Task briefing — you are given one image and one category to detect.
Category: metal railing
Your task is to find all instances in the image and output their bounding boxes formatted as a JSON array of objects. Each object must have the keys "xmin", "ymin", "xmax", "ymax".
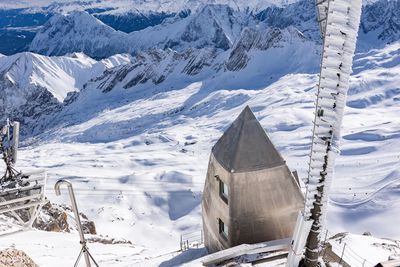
[
  {"xmin": 0, "ymin": 170, "xmax": 48, "ymax": 235},
  {"xmin": 321, "ymin": 230, "xmax": 375, "ymax": 267},
  {"xmin": 180, "ymin": 230, "xmax": 203, "ymax": 251},
  {"xmin": 55, "ymin": 179, "xmax": 99, "ymax": 267}
]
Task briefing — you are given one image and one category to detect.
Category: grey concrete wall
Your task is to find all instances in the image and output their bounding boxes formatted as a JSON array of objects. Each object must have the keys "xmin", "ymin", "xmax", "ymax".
[
  {"xmin": 202, "ymin": 153, "xmax": 304, "ymax": 253},
  {"xmin": 202, "ymin": 153, "xmax": 231, "ymax": 253},
  {"xmin": 230, "ymin": 164, "xmax": 304, "ymax": 246}
]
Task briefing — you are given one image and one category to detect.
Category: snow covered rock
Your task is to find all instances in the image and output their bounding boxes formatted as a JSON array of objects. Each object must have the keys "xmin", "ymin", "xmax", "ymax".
[
  {"xmin": 255, "ymin": 0, "xmax": 321, "ymax": 41},
  {"xmin": 176, "ymin": 4, "xmax": 244, "ymax": 50},
  {"xmin": 226, "ymin": 26, "xmax": 310, "ymax": 71},
  {"xmin": 86, "ymin": 235, "xmax": 132, "ymax": 245},
  {"xmin": 0, "ymin": 249, "xmax": 38, "ymax": 267},
  {"xmin": 29, "ymin": 5, "xmax": 249, "ymax": 58},
  {"xmin": 33, "ymin": 202, "xmax": 97, "ymax": 235},
  {"xmin": 0, "ymin": 51, "xmax": 126, "ymax": 134},
  {"xmin": 359, "ymin": 0, "xmax": 400, "ymax": 50}
]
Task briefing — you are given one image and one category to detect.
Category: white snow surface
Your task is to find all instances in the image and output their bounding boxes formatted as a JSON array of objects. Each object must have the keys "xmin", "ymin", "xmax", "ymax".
[
  {"xmin": 328, "ymin": 233, "xmax": 400, "ymax": 266},
  {"xmin": 0, "ymin": 52, "xmax": 100, "ymax": 102},
  {"xmin": 0, "ymin": 0, "xmax": 399, "ymax": 261},
  {"xmin": 0, "ymin": 40, "xmax": 398, "ymax": 266}
]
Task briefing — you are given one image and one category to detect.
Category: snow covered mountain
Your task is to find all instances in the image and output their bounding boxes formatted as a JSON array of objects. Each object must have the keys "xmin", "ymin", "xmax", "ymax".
[
  {"xmin": 0, "ymin": 42, "xmax": 398, "ymax": 266},
  {"xmin": 29, "ymin": 12, "xmax": 129, "ymax": 59},
  {"xmin": 0, "ymin": 52, "xmax": 131, "ymax": 131},
  {"xmin": 358, "ymin": 0, "xmax": 400, "ymax": 50},
  {"xmin": 0, "ymin": 27, "xmax": 318, "ymax": 136},
  {"xmin": 0, "ymin": 0, "xmax": 400, "ymax": 266},
  {"xmin": 3, "ymin": 24, "xmax": 318, "ymax": 134},
  {"xmin": 28, "ymin": 0, "xmax": 400, "ymax": 59},
  {"xmin": 29, "ymin": 5, "xmax": 252, "ymax": 58},
  {"xmin": 0, "ymin": 0, "xmax": 298, "ymax": 12}
]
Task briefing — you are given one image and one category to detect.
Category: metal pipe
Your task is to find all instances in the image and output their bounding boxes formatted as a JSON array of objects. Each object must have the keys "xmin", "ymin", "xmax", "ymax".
[
  {"xmin": 55, "ymin": 179, "xmax": 91, "ymax": 267},
  {"xmin": 339, "ymin": 243, "xmax": 346, "ymax": 265}
]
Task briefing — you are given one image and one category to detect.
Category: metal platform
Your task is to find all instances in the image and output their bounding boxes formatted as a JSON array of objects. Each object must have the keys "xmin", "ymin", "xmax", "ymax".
[{"xmin": 0, "ymin": 170, "xmax": 48, "ymax": 235}]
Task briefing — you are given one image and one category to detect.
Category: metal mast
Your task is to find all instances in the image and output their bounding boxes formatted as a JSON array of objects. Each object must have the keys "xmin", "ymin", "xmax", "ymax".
[
  {"xmin": 0, "ymin": 120, "xmax": 48, "ymax": 234},
  {"xmin": 302, "ymin": 0, "xmax": 362, "ymax": 266}
]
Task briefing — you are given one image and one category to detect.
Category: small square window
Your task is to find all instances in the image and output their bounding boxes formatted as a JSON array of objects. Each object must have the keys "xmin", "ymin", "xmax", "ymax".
[
  {"xmin": 219, "ymin": 218, "xmax": 228, "ymax": 239},
  {"xmin": 219, "ymin": 179, "xmax": 229, "ymax": 204}
]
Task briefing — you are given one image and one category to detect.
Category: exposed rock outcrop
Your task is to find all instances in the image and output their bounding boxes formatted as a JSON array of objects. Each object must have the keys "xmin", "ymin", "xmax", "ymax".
[
  {"xmin": 33, "ymin": 202, "xmax": 97, "ymax": 235},
  {"xmin": 0, "ymin": 249, "xmax": 38, "ymax": 267}
]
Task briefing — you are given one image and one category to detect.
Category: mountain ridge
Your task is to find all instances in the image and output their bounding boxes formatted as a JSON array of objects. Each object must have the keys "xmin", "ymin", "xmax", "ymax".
[{"xmin": 28, "ymin": 0, "xmax": 400, "ymax": 59}]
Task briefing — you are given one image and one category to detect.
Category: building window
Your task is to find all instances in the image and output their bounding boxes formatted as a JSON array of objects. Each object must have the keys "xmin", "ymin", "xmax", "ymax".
[
  {"xmin": 219, "ymin": 179, "xmax": 229, "ymax": 204},
  {"xmin": 219, "ymin": 218, "xmax": 228, "ymax": 239}
]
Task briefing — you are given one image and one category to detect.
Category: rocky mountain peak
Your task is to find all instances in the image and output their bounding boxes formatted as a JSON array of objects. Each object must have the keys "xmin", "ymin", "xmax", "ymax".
[
  {"xmin": 30, "ymin": 11, "xmax": 129, "ymax": 58},
  {"xmin": 361, "ymin": 0, "xmax": 400, "ymax": 44}
]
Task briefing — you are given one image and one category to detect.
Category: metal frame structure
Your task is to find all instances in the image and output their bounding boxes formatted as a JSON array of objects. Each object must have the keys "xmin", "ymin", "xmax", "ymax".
[
  {"xmin": 316, "ymin": 0, "xmax": 329, "ymax": 37},
  {"xmin": 1, "ymin": 120, "xmax": 48, "ymax": 234},
  {"xmin": 0, "ymin": 170, "xmax": 48, "ymax": 235}
]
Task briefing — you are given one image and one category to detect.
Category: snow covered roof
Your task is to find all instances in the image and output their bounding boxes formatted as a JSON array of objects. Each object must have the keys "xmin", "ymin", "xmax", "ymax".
[{"xmin": 212, "ymin": 106, "xmax": 285, "ymax": 173}]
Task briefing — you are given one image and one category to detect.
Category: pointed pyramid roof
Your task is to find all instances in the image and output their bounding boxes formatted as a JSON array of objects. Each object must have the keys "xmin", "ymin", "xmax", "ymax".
[{"xmin": 212, "ymin": 106, "xmax": 285, "ymax": 173}]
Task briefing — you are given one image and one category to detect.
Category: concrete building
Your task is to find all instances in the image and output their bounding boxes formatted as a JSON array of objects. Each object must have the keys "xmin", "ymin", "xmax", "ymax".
[{"xmin": 202, "ymin": 106, "xmax": 304, "ymax": 253}]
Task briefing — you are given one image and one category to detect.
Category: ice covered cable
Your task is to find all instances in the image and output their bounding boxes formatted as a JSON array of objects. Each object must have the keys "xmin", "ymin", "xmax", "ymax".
[{"xmin": 303, "ymin": 0, "xmax": 362, "ymax": 266}]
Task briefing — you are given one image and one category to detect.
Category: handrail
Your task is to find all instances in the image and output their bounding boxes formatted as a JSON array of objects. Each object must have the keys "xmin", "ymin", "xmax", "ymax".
[{"xmin": 55, "ymin": 179, "xmax": 98, "ymax": 267}]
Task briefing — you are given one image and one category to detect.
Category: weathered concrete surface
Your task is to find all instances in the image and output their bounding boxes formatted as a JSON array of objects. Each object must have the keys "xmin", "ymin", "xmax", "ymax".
[
  {"xmin": 203, "ymin": 153, "xmax": 233, "ymax": 252},
  {"xmin": 230, "ymin": 164, "xmax": 304, "ymax": 246},
  {"xmin": 202, "ymin": 106, "xmax": 304, "ymax": 253},
  {"xmin": 212, "ymin": 106, "xmax": 285, "ymax": 173}
]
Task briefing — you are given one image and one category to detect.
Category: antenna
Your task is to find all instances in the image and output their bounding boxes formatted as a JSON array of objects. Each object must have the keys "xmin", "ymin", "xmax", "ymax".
[
  {"xmin": 1, "ymin": 119, "xmax": 21, "ymax": 182},
  {"xmin": 10, "ymin": 121, "xmax": 20, "ymax": 165},
  {"xmin": 0, "ymin": 120, "xmax": 48, "ymax": 235}
]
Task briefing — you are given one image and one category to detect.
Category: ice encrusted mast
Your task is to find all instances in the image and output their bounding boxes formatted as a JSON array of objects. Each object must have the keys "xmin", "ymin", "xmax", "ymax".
[{"xmin": 291, "ymin": 0, "xmax": 363, "ymax": 266}]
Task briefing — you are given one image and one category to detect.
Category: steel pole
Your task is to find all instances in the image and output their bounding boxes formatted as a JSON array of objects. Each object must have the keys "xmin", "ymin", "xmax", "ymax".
[{"xmin": 55, "ymin": 179, "xmax": 91, "ymax": 267}]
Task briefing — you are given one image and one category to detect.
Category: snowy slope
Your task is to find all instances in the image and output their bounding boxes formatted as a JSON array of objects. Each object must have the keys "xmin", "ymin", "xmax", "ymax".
[
  {"xmin": 0, "ymin": 52, "xmax": 131, "ymax": 129},
  {"xmin": 0, "ymin": 42, "xmax": 398, "ymax": 266},
  {"xmin": 0, "ymin": 1, "xmax": 399, "ymax": 266},
  {"xmin": 0, "ymin": 21, "xmax": 319, "ymax": 133},
  {"xmin": 0, "ymin": 52, "xmax": 92, "ymax": 128},
  {"xmin": 0, "ymin": 52, "xmax": 95, "ymax": 101},
  {"xmin": 92, "ymin": 26, "xmax": 317, "ymax": 94}
]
